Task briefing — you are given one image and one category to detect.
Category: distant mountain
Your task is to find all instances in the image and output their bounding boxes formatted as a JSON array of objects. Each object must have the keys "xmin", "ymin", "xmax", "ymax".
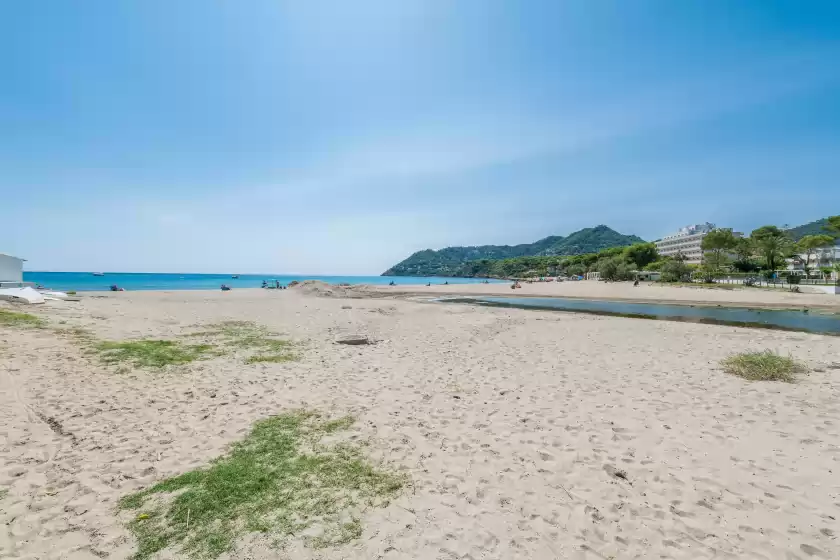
[
  {"xmin": 785, "ymin": 218, "xmax": 831, "ymax": 241},
  {"xmin": 382, "ymin": 225, "xmax": 645, "ymax": 276}
]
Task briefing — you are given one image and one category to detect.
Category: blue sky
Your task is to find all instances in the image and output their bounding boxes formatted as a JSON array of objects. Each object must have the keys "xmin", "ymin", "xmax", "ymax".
[{"xmin": 2, "ymin": 1, "xmax": 839, "ymax": 274}]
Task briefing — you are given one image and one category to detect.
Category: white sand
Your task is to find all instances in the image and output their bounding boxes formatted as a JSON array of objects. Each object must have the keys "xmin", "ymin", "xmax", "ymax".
[{"xmin": 1, "ymin": 288, "xmax": 839, "ymax": 559}]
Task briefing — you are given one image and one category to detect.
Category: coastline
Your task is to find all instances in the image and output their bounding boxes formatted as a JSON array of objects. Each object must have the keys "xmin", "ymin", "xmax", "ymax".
[
  {"xmin": 73, "ymin": 280, "xmax": 840, "ymax": 312},
  {"xmin": 359, "ymin": 280, "xmax": 840, "ymax": 311}
]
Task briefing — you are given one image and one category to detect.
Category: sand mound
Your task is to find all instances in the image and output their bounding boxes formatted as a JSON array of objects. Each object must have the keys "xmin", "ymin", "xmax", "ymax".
[
  {"xmin": 290, "ymin": 280, "xmax": 339, "ymax": 297},
  {"xmin": 289, "ymin": 280, "xmax": 374, "ymax": 298}
]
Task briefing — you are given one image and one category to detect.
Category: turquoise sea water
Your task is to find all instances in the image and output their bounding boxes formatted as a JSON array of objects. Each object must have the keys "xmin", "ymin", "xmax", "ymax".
[{"xmin": 22, "ymin": 272, "xmax": 499, "ymax": 292}]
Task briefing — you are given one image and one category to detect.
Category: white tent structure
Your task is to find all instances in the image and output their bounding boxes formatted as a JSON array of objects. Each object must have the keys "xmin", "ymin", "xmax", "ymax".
[{"xmin": 0, "ymin": 253, "xmax": 25, "ymax": 283}]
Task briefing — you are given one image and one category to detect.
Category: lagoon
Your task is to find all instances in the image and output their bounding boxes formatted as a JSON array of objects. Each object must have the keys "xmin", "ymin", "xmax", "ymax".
[{"xmin": 443, "ymin": 296, "xmax": 840, "ymax": 335}]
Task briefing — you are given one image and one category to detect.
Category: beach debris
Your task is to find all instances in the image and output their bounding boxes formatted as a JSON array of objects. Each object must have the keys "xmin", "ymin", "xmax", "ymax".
[
  {"xmin": 585, "ymin": 505, "xmax": 604, "ymax": 522},
  {"xmin": 0, "ymin": 287, "xmax": 46, "ymax": 305},
  {"xmin": 36, "ymin": 411, "xmax": 77, "ymax": 443},
  {"xmin": 335, "ymin": 334, "xmax": 374, "ymax": 345},
  {"xmin": 341, "ymin": 305, "xmax": 352, "ymax": 309},
  {"xmin": 603, "ymin": 464, "xmax": 629, "ymax": 481}
]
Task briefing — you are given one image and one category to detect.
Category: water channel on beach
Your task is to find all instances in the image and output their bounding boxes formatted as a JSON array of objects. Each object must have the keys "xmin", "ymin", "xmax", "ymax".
[{"xmin": 440, "ymin": 296, "xmax": 840, "ymax": 335}]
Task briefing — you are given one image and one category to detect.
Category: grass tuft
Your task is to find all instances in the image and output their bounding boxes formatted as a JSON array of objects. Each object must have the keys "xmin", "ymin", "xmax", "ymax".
[
  {"xmin": 120, "ymin": 411, "xmax": 405, "ymax": 559},
  {"xmin": 244, "ymin": 353, "xmax": 298, "ymax": 364},
  {"xmin": 720, "ymin": 351, "xmax": 807, "ymax": 382},
  {"xmin": 56, "ymin": 326, "xmax": 95, "ymax": 340},
  {"xmin": 0, "ymin": 309, "xmax": 45, "ymax": 328},
  {"xmin": 95, "ymin": 340, "xmax": 216, "ymax": 368},
  {"xmin": 188, "ymin": 321, "xmax": 298, "ymax": 364}
]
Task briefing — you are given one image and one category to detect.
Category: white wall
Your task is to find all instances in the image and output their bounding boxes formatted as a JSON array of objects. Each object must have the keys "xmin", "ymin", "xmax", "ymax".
[{"xmin": 0, "ymin": 254, "xmax": 24, "ymax": 282}]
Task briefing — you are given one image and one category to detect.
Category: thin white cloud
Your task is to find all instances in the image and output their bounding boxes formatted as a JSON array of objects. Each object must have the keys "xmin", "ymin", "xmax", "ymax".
[{"xmin": 247, "ymin": 46, "xmax": 840, "ymax": 203}]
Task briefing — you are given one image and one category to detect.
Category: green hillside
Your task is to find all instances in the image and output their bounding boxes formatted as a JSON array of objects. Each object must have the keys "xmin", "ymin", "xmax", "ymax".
[
  {"xmin": 785, "ymin": 218, "xmax": 830, "ymax": 241},
  {"xmin": 382, "ymin": 225, "xmax": 644, "ymax": 276}
]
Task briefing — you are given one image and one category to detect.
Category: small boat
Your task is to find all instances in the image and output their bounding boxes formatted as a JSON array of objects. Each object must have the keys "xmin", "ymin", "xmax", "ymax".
[
  {"xmin": 0, "ymin": 287, "xmax": 46, "ymax": 304},
  {"xmin": 231, "ymin": 275, "xmax": 239, "ymax": 279},
  {"xmin": 92, "ymin": 272, "xmax": 105, "ymax": 277}
]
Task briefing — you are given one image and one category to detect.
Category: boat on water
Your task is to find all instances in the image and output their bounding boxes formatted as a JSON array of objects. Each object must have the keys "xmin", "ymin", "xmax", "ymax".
[
  {"xmin": 231, "ymin": 275, "xmax": 239, "ymax": 279},
  {"xmin": 92, "ymin": 272, "xmax": 105, "ymax": 276}
]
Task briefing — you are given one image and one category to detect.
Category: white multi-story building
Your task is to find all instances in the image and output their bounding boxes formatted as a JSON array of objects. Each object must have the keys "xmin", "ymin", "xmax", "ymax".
[
  {"xmin": 787, "ymin": 242, "xmax": 839, "ymax": 278},
  {"xmin": 654, "ymin": 223, "xmax": 724, "ymax": 265},
  {"xmin": 654, "ymin": 223, "xmax": 744, "ymax": 265}
]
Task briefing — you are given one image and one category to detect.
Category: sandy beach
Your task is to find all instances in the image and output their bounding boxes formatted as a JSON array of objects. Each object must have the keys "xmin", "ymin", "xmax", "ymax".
[{"xmin": 2, "ymin": 286, "xmax": 839, "ymax": 559}]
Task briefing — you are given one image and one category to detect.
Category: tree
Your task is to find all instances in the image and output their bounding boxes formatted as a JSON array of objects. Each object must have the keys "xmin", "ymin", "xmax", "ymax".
[
  {"xmin": 661, "ymin": 259, "xmax": 691, "ymax": 282},
  {"xmin": 695, "ymin": 264, "xmax": 721, "ymax": 283},
  {"xmin": 566, "ymin": 264, "xmax": 585, "ymax": 277},
  {"xmin": 643, "ymin": 257, "xmax": 672, "ymax": 271},
  {"xmin": 701, "ymin": 228, "xmax": 738, "ymax": 271},
  {"xmin": 733, "ymin": 237, "xmax": 753, "ymax": 262},
  {"xmin": 750, "ymin": 226, "xmax": 793, "ymax": 272},
  {"xmin": 623, "ymin": 242, "xmax": 658, "ymax": 270},
  {"xmin": 824, "ymin": 215, "xmax": 840, "ymax": 236},
  {"xmin": 731, "ymin": 237, "xmax": 759, "ymax": 272},
  {"xmin": 796, "ymin": 234, "xmax": 835, "ymax": 277},
  {"xmin": 597, "ymin": 256, "xmax": 634, "ymax": 281}
]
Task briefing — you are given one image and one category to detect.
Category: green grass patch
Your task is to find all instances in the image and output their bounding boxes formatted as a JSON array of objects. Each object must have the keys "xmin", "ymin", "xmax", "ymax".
[
  {"xmin": 0, "ymin": 308, "xmax": 44, "ymax": 328},
  {"xmin": 119, "ymin": 411, "xmax": 405, "ymax": 559},
  {"xmin": 720, "ymin": 351, "xmax": 807, "ymax": 382},
  {"xmin": 188, "ymin": 321, "xmax": 298, "ymax": 364},
  {"xmin": 96, "ymin": 340, "xmax": 216, "ymax": 368}
]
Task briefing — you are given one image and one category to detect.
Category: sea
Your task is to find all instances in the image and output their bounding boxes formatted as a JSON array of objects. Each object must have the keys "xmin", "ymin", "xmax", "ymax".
[{"xmin": 22, "ymin": 272, "xmax": 500, "ymax": 292}]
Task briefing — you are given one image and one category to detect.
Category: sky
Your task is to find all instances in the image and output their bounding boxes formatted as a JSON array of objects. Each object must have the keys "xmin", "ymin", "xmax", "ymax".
[{"xmin": 1, "ymin": 1, "xmax": 839, "ymax": 274}]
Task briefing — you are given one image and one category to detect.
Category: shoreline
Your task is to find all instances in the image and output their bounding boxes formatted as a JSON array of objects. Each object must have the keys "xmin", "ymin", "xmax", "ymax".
[
  {"xmin": 70, "ymin": 281, "xmax": 840, "ymax": 312},
  {"xmin": 360, "ymin": 281, "xmax": 840, "ymax": 312}
]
